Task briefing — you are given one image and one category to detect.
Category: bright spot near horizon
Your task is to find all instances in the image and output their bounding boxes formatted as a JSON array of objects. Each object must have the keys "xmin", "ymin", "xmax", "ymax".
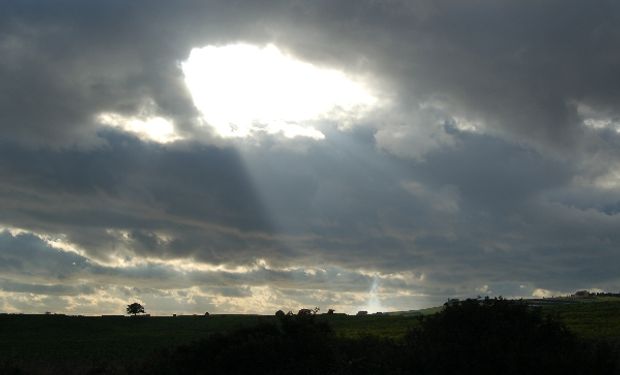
[
  {"xmin": 181, "ymin": 43, "xmax": 378, "ymax": 140},
  {"xmin": 97, "ymin": 112, "xmax": 181, "ymax": 144},
  {"xmin": 365, "ymin": 276, "xmax": 384, "ymax": 313}
]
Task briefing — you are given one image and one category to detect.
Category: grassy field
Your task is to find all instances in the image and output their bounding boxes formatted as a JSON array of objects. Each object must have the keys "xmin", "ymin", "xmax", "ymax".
[
  {"xmin": 541, "ymin": 299, "xmax": 620, "ymax": 340},
  {"xmin": 1, "ymin": 296, "xmax": 618, "ymax": 368},
  {"xmin": 0, "ymin": 313, "xmax": 421, "ymax": 366},
  {"xmin": 0, "ymin": 314, "xmax": 272, "ymax": 364}
]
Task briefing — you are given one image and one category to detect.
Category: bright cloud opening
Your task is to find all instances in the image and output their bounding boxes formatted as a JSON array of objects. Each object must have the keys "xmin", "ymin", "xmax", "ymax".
[
  {"xmin": 181, "ymin": 43, "xmax": 378, "ymax": 140},
  {"xmin": 96, "ymin": 112, "xmax": 181, "ymax": 144}
]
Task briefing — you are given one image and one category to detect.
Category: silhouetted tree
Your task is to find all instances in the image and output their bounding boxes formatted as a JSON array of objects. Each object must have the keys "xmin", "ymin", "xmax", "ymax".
[
  {"xmin": 126, "ymin": 302, "xmax": 145, "ymax": 316},
  {"xmin": 275, "ymin": 310, "xmax": 285, "ymax": 318}
]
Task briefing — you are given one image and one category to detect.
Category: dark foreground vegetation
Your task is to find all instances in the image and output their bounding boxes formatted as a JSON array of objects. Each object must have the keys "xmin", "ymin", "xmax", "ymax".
[{"xmin": 1, "ymin": 298, "xmax": 618, "ymax": 374}]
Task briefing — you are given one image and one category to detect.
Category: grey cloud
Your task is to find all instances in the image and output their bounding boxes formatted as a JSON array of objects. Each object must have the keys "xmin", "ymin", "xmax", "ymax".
[
  {"xmin": 2, "ymin": 0, "xmax": 620, "ymax": 153},
  {"xmin": 0, "ymin": 229, "xmax": 430, "ymax": 313},
  {"xmin": 0, "ymin": 0, "xmax": 299, "ymax": 147},
  {"xmin": 2, "ymin": 128, "xmax": 620, "ymax": 297},
  {"xmin": 0, "ymin": 133, "xmax": 274, "ymax": 261},
  {"xmin": 261, "ymin": 0, "xmax": 620, "ymax": 156},
  {"xmin": 1, "ymin": 0, "xmax": 620, "ymax": 313},
  {"xmin": 0, "ymin": 231, "xmax": 89, "ymax": 280},
  {"xmin": 0, "ymin": 279, "xmax": 95, "ymax": 296}
]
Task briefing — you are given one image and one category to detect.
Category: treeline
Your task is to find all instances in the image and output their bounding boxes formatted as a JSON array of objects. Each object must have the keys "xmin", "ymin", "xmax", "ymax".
[
  {"xmin": 141, "ymin": 298, "xmax": 617, "ymax": 375},
  {"xmin": 592, "ymin": 292, "xmax": 620, "ymax": 297}
]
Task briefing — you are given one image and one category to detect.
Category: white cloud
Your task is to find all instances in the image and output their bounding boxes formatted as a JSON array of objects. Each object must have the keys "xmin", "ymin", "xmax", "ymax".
[
  {"xmin": 532, "ymin": 288, "xmax": 559, "ymax": 298},
  {"xmin": 577, "ymin": 102, "xmax": 620, "ymax": 132},
  {"xmin": 476, "ymin": 284, "xmax": 490, "ymax": 294},
  {"xmin": 96, "ymin": 112, "xmax": 181, "ymax": 144}
]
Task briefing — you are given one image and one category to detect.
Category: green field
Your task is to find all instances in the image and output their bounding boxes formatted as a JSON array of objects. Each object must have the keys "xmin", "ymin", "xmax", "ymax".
[
  {"xmin": 0, "ymin": 314, "xmax": 420, "ymax": 366},
  {"xmin": 540, "ymin": 299, "xmax": 620, "ymax": 340},
  {"xmin": 1, "ymin": 297, "xmax": 618, "ymax": 369},
  {"xmin": 0, "ymin": 314, "xmax": 272, "ymax": 364}
]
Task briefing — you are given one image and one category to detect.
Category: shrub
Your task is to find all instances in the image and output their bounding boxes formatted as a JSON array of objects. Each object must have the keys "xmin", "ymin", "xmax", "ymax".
[{"xmin": 403, "ymin": 297, "xmax": 615, "ymax": 375}]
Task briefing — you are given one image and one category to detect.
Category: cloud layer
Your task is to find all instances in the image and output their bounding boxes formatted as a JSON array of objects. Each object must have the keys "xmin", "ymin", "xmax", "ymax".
[{"xmin": 1, "ymin": 0, "xmax": 620, "ymax": 314}]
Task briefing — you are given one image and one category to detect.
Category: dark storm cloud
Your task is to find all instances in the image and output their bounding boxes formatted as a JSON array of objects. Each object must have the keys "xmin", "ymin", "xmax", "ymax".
[
  {"xmin": 0, "ymin": 230, "xmax": 89, "ymax": 279},
  {"xmin": 285, "ymin": 0, "xmax": 620, "ymax": 151},
  {"xmin": 1, "ymin": 0, "xmax": 619, "ymax": 164},
  {"xmin": 0, "ymin": 132, "xmax": 277, "ymax": 263},
  {"xmin": 3, "ymin": 128, "xmax": 618, "ymax": 295},
  {"xmin": 0, "ymin": 230, "xmax": 414, "ymax": 300},
  {"xmin": 1, "ymin": 0, "xmax": 620, "ymax": 312},
  {"xmin": 1, "ymin": 1, "xmax": 217, "ymax": 146},
  {"xmin": 2, "ymin": 0, "xmax": 620, "ymax": 150}
]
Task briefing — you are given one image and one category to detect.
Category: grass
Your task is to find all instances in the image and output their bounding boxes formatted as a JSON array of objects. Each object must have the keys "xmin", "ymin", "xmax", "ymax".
[
  {"xmin": 1, "ymin": 296, "xmax": 618, "ymax": 367},
  {"xmin": 0, "ymin": 314, "xmax": 271, "ymax": 366},
  {"xmin": 319, "ymin": 314, "xmax": 420, "ymax": 339},
  {"xmin": 542, "ymin": 299, "xmax": 620, "ymax": 340},
  {"xmin": 0, "ymin": 313, "xmax": 421, "ymax": 366}
]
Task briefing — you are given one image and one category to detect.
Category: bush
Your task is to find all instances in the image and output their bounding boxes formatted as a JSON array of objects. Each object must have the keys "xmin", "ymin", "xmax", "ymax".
[
  {"xmin": 403, "ymin": 297, "xmax": 615, "ymax": 375},
  {"xmin": 144, "ymin": 315, "xmax": 340, "ymax": 375}
]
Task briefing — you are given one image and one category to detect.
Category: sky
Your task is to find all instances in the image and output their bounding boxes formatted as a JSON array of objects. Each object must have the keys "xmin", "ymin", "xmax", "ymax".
[{"xmin": 1, "ymin": 0, "xmax": 620, "ymax": 315}]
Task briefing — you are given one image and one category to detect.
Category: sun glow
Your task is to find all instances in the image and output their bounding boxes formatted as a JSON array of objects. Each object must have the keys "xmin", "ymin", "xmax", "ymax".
[{"xmin": 181, "ymin": 43, "xmax": 378, "ymax": 140}]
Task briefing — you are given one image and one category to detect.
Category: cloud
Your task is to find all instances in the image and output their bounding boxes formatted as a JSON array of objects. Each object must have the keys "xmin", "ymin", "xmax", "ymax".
[
  {"xmin": 181, "ymin": 43, "xmax": 378, "ymax": 140},
  {"xmin": 3, "ymin": 1, "xmax": 620, "ymax": 156},
  {"xmin": 2, "ymin": 129, "xmax": 620, "ymax": 314},
  {"xmin": 1, "ymin": 0, "xmax": 620, "ymax": 313}
]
